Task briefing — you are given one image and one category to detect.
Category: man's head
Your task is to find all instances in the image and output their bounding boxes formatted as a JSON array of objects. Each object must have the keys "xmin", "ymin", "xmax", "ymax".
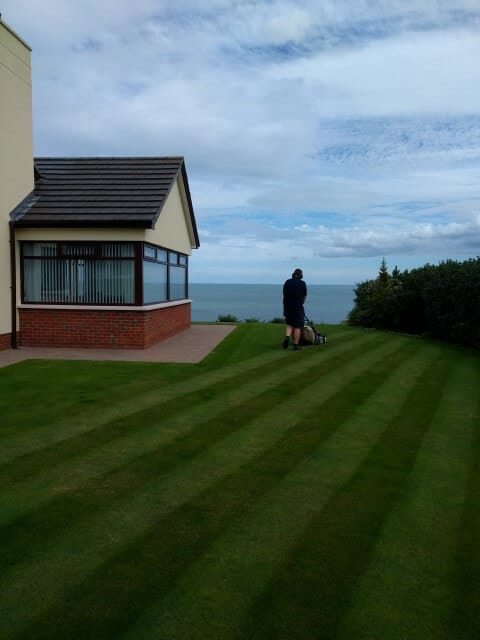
[{"xmin": 292, "ymin": 268, "xmax": 303, "ymax": 279}]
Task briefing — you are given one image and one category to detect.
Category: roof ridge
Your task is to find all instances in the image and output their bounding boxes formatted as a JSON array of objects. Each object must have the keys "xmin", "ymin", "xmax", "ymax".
[{"xmin": 34, "ymin": 156, "xmax": 185, "ymax": 161}]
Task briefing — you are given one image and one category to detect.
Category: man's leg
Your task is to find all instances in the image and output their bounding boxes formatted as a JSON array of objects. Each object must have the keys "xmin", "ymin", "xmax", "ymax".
[
  {"xmin": 283, "ymin": 324, "xmax": 293, "ymax": 349},
  {"xmin": 293, "ymin": 327, "xmax": 301, "ymax": 345}
]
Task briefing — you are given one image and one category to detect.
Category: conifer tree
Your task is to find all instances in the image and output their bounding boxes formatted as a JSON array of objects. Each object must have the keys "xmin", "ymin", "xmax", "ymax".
[{"xmin": 377, "ymin": 257, "xmax": 390, "ymax": 285}]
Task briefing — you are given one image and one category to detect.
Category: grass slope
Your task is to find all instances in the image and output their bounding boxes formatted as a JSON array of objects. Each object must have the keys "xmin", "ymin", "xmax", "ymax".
[{"xmin": 0, "ymin": 324, "xmax": 478, "ymax": 639}]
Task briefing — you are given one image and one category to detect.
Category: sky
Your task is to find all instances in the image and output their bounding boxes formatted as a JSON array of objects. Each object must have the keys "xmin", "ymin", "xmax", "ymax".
[{"xmin": 2, "ymin": 0, "xmax": 480, "ymax": 284}]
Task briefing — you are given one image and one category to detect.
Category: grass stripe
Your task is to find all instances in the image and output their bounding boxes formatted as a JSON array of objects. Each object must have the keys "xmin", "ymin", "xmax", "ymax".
[
  {"xmin": 0, "ymin": 329, "xmax": 356, "ymax": 467},
  {"xmin": 0, "ymin": 332, "xmax": 379, "ymax": 529},
  {"xmin": 122, "ymin": 344, "xmax": 441, "ymax": 640},
  {"xmin": 336, "ymin": 355, "xmax": 479, "ymax": 640},
  {"xmin": 240, "ymin": 347, "xmax": 452, "ymax": 639},
  {"xmin": 14, "ymin": 337, "xmax": 420, "ymax": 639},
  {"xmin": 451, "ymin": 354, "xmax": 480, "ymax": 639},
  {"xmin": 0, "ymin": 335, "xmax": 406, "ymax": 638}
]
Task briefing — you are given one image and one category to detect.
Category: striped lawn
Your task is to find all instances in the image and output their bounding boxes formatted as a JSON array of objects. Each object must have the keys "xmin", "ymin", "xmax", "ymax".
[{"xmin": 0, "ymin": 324, "xmax": 478, "ymax": 639}]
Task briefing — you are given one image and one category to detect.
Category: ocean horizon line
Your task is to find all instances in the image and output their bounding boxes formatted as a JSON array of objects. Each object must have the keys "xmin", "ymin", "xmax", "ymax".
[{"xmin": 190, "ymin": 282, "xmax": 355, "ymax": 287}]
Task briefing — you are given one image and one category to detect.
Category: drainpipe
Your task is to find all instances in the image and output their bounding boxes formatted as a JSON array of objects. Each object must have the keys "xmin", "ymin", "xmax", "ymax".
[{"xmin": 9, "ymin": 221, "xmax": 18, "ymax": 349}]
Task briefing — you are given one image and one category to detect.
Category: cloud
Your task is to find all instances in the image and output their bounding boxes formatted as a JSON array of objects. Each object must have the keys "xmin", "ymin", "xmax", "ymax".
[
  {"xmin": 265, "ymin": 6, "xmax": 313, "ymax": 44},
  {"xmin": 326, "ymin": 217, "xmax": 480, "ymax": 257}
]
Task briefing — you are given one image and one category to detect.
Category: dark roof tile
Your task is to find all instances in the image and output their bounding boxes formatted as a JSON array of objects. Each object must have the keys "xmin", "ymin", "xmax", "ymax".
[{"xmin": 13, "ymin": 157, "xmax": 200, "ymax": 247}]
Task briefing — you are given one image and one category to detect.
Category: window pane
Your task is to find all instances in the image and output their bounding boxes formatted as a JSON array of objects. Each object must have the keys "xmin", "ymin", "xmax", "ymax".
[
  {"xmin": 23, "ymin": 257, "xmax": 134, "ymax": 304},
  {"xmin": 157, "ymin": 249, "xmax": 167, "ymax": 262},
  {"xmin": 170, "ymin": 266, "xmax": 186, "ymax": 300},
  {"xmin": 102, "ymin": 243, "xmax": 135, "ymax": 257},
  {"xmin": 143, "ymin": 261, "xmax": 167, "ymax": 303},
  {"xmin": 84, "ymin": 260, "xmax": 135, "ymax": 303},
  {"xmin": 62, "ymin": 243, "xmax": 95, "ymax": 257},
  {"xmin": 179, "ymin": 255, "xmax": 187, "ymax": 266},
  {"xmin": 24, "ymin": 258, "xmax": 63, "ymax": 302},
  {"xmin": 143, "ymin": 245, "xmax": 156, "ymax": 260},
  {"xmin": 22, "ymin": 242, "xmax": 56, "ymax": 257},
  {"xmin": 168, "ymin": 251, "xmax": 178, "ymax": 265}
]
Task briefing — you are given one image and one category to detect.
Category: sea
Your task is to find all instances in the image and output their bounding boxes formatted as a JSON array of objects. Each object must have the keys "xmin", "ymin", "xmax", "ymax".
[{"xmin": 189, "ymin": 283, "xmax": 355, "ymax": 324}]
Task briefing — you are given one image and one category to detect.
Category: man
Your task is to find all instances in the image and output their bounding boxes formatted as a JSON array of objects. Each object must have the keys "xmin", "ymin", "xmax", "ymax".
[{"xmin": 282, "ymin": 268, "xmax": 307, "ymax": 351}]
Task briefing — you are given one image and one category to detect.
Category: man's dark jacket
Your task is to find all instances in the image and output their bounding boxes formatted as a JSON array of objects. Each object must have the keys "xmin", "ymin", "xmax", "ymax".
[{"xmin": 283, "ymin": 277, "xmax": 307, "ymax": 315}]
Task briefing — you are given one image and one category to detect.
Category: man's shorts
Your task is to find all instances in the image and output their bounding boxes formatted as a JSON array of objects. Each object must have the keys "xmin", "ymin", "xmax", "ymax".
[{"xmin": 285, "ymin": 311, "xmax": 304, "ymax": 329}]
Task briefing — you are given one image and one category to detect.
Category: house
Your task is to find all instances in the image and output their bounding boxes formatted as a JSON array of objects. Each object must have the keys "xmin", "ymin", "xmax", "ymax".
[{"xmin": 1, "ymin": 18, "xmax": 199, "ymax": 350}]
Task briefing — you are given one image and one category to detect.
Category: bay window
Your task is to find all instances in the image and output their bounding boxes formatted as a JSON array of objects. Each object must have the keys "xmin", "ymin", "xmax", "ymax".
[{"xmin": 21, "ymin": 241, "xmax": 188, "ymax": 305}]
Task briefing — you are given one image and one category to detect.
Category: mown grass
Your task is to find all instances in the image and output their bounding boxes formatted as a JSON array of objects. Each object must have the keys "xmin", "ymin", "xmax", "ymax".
[{"xmin": 0, "ymin": 323, "xmax": 479, "ymax": 639}]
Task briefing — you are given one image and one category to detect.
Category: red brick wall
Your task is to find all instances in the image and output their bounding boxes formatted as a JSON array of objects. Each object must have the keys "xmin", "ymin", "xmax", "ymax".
[
  {"xmin": 144, "ymin": 302, "xmax": 191, "ymax": 347},
  {"xmin": 18, "ymin": 303, "xmax": 191, "ymax": 349},
  {"xmin": 0, "ymin": 333, "xmax": 11, "ymax": 351}
]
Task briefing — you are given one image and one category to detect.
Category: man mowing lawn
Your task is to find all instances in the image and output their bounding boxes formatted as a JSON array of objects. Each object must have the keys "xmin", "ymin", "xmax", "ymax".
[{"xmin": 282, "ymin": 268, "xmax": 307, "ymax": 351}]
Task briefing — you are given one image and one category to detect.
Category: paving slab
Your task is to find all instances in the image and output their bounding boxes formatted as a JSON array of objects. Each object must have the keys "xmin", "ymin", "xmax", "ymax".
[{"xmin": 0, "ymin": 324, "xmax": 236, "ymax": 368}]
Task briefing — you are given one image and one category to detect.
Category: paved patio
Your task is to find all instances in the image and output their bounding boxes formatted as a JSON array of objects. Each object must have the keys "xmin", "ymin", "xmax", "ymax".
[{"xmin": 0, "ymin": 324, "xmax": 236, "ymax": 368}]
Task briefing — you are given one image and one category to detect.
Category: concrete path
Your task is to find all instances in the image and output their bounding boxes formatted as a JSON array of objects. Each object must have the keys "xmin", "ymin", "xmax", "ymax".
[{"xmin": 0, "ymin": 324, "xmax": 236, "ymax": 368}]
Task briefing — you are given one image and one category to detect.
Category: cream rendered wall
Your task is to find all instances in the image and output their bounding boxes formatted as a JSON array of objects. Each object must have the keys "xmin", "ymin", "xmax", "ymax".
[
  {"xmin": 0, "ymin": 20, "xmax": 33, "ymax": 336},
  {"xmin": 145, "ymin": 177, "xmax": 195, "ymax": 254},
  {"xmin": 16, "ymin": 228, "xmax": 147, "ymax": 242}
]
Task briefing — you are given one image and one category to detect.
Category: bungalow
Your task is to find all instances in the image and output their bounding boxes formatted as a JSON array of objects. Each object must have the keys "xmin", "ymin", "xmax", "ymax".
[{"xmin": 0, "ymin": 18, "xmax": 199, "ymax": 350}]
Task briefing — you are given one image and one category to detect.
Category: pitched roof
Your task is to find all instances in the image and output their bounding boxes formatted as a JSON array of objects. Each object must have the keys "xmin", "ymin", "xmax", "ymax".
[{"xmin": 12, "ymin": 157, "xmax": 200, "ymax": 247}]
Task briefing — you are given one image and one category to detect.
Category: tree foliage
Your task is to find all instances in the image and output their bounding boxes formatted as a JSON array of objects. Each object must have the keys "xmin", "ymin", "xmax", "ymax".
[{"xmin": 348, "ymin": 257, "xmax": 480, "ymax": 348}]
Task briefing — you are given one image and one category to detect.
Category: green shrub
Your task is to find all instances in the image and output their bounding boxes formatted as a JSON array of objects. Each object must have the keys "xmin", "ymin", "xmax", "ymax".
[
  {"xmin": 348, "ymin": 256, "xmax": 480, "ymax": 348},
  {"xmin": 244, "ymin": 317, "xmax": 262, "ymax": 323},
  {"xmin": 269, "ymin": 317, "xmax": 285, "ymax": 324},
  {"xmin": 217, "ymin": 314, "xmax": 238, "ymax": 323}
]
